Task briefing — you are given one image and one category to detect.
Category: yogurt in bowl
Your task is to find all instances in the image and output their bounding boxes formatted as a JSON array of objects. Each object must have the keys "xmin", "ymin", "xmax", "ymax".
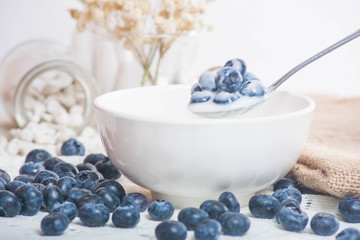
[{"xmin": 93, "ymin": 85, "xmax": 315, "ymax": 208}]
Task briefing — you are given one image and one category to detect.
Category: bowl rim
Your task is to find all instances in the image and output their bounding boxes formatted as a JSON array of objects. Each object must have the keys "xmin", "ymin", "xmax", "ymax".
[{"xmin": 93, "ymin": 85, "xmax": 315, "ymax": 125}]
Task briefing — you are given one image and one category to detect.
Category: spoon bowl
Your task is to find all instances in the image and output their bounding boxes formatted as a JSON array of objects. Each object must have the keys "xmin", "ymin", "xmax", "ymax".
[{"xmin": 189, "ymin": 28, "xmax": 360, "ymax": 117}]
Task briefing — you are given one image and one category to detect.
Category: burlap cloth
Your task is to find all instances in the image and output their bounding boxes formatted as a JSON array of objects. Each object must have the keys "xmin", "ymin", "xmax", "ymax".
[{"xmin": 290, "ymin": 94, "xmax": 360, "ymax": 198}]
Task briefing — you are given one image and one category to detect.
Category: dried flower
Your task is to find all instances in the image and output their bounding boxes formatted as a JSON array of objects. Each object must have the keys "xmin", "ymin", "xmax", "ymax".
[{"xmin": 70, "ymin": 0, "xmax": 208, "ymax": 85}]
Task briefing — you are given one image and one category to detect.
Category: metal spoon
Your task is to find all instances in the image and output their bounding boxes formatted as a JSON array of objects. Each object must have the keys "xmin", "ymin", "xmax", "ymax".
[{"xmin": 189, "ymin": 28, "xmax": 360, "ymax": 117}]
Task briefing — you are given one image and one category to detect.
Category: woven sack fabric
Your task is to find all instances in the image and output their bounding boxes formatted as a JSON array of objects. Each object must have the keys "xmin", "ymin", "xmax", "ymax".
[{"xmin": 291, "ymin": 95, "xmax": 360, "ymax": 198}]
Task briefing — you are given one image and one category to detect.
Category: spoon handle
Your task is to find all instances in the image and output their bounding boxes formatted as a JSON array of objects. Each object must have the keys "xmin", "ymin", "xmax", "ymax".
[{"xmin": 268, "ymin": 28, "xmax": 360, "ymax": 91}]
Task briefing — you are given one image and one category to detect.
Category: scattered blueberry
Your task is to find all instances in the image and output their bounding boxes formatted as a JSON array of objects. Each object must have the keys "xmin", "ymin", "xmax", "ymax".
[
  {"xmin": 277, "ymin": 206, "xmax": 308, "ymax": 232},
  {"xmin": 65, "ymin": 188, "xmax": 92, "ymax": 204},
  {"xmin": 194, "ymin": 218, "xmax": 222, "ymax": 240},
  {"xmin": 78, "ymin": 203, "xmax": 110, "ymax": 227},
  {"xmin": 216, "ymin": 67, "xmax": 243, "ymax": 93},
  {"xmin": 41, "ymin": 177, "xmax": 58, "ymax": 186},
  {"xmin": 56, "ymin": 176, "xmax": 78, "ymax": 196},
  {"xmin": 15, "ymin": 184, "xmax": 43, "ymax": 216},
  {"xmin": 310, "ymin": 212, "xmax": 339, "ymax": 236},
  {"xmin": 273, "ymin": 178, "xmax": 303, "ymax": 192},
  {"xmin": 199, "ymin": 71, "xmax": 217, "ymax": 91},
  {"xmin": 200, "ymin": 200, "xmax": 229, "ymax": 221},
  {"xmin": 76, "ymin": 163, "xmax": 97, "ymax": 172},
  {"xmin": 272, "ymin": 187, "xmax": 302, "ymax": 204},
  {"xmin": 190, "ymin": 91, "xmax": 212, "ymax": 103},
  {"xmin": 122, "ymin": 192, "xmax": 149, "ymax": 212},
  {"xmin": 96, "ymin": 180, "xmax": 125, "ymax": 201},
  {"xmin": 83, "ymin": 153, "xmax": 107, "ymax": 165},
  {"xmin": 95, "ymin": 187, "xmax": 121, "ymax": 212},
  {"xmin": 336, "ymin": 228, "xmax": 360, "ymax": 240},
  {"xmin": 95, "ymin": 157, "xmax": 121, "ymax": 180},
  {"xmin": 42, "ymin": 185, "xmax": 64, "ymax": 211},
  {"xmin": 249, "ymin": 195, "xmax": 280, "ymax": 219},
  {"xmin": 218, "ymin": 191, "xmax": 240, "ymax": 212},
  {"xmin": 112, "ymin": 205, "xmax": 140, "ymax": 228},
  {"xmin": 338, "ymin": 198, "xmax": 360, "ymax": 223},
  {"xmin": 5, "ymin": 180, "xmax": 27, "ymax": 193},
  {"xmin": 51, "ymin": 201, "xmax": 78, "ymax": 221},
  {"xmin": 191, "ymin": 82, "xmax": 203, "ymax": 94},
  {"xmin": 224, "ymin": 58, "xmax": 247, "ymax": 76},
  {"xmin": 0, "ymin": 182, "xmax": 4, "ymax": 191},
  {"xmin": 0, "ymin": 190, "xmax": 22, "ymax": 217},
  {"xmin": 25, "ymin": 149, "xmax": 51, "ymax": 164},
  {"xmin": 148, "ymin": 200, "xmax": 174, "ymax": 221},
  {"xmin": 0, "ymin": 169, "xmax": 11, "ymax": 183},
  {"xmin": 155, "ymin": 220, "xmax": 187, "ymax": 240},
  {"xmin": 53, "ymin": 162, "xmax": 78, "ymax": 176},
  {"xmin": 243, "ymin": 72, "xmax": 259, "ymax": 82},
  {"xmin": 14, "ymin": 174, "xmax": 34, "ymax": 183},
  {"xmin": 34, "ymin": 170, "xmax": 59, "ymax": 183},
  {"xmin": 31, "ymin": 183, "xmax": 46, "ymax": 193},
  {"xmin": 77, "ymin": 194, "xmax": 104, "ymax": 209},
  {"xmin": 43, "ymin": 157, "xmax": 64, "ymax": 171},
  {"xmin": 41, "ymin": 212, "xmax": 69, "ymax": 236},
  {"xmin": 177, "ymin": 207, "xmax": 209, "ymax": 230},
  {"xmin": 19, "ymin": 162, "xmax": 45, "ymax": 176},
  {"xmin": 75, "ymin": 170, "xmax": 100, "ymax": 189},
  {"xmin": 61, "ymin": 138, "xmax": 85, "ymax": 156},
  {"xmin": 219, "ymin": 212, "xmax": 250, "ymax": 236}
]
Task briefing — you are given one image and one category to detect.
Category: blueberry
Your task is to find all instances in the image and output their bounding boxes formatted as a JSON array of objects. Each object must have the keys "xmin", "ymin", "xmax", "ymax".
[
  {"xmin": 276, "ymin": 197, "xmax": 301, "ymax": 223},
  {"xmin": 41, "ymin": 212, "xmax": 69, "ymax": 236},
  {"xmin": 42, "ymin": 185, "xmax": 64, "ymax": 211},
  {"xmin": 31, "ymin": 183, "xmax": 46, "ymax": 193},
  {"xmin": 75, "ymin": 170, "xmax": 100, "ymax": 189},
  {"xmin": 25, "ymin": 149, "xmax": 51, "ymax": 164},
  {"xmin": 277, "ymin": 206, "xmax": 308, "ymax": 232},
  {"xmin": 51, "ymin": 201, "xmax": 78, "ymax": 221},
  {"xmin": 240, "ymin": 80, "xmax": 266, "ymax": 97},
  {"xmin": 55, "ymin": 171, "xmax": 75, "ymax": 179},
  {"xmin": 272, "ymin": 187, "xmax": 302, "ymax": 204},
  {"xmin": 56, "ymin": 176, "xmax": 78, "ymax": 196},
  {"xmin": 95, "ymin": 157, "xmax": 121, "ymax": 180},
  {"xmin": 15, "ymin": 184, "xmax": 43, "ymax": 216},
  {"xmin": 78, "ymin": 203, "xmax": 110, "ymax": 227},
  {"xmin": 194, "ymin": 218, "xmax": 222, "ymax": 240},
  {"xmin": 0, "ymin": 169, "xmax": 11, "ymax": 183},
  {"xmin": 41, "ymin": 177, "xmax": 58, "ymax": 186},
  {"xmin": 0, "ymin": 182, "xmax": 4, "ymax": 191},
  {"xmin": 310, "ymin": 212, "xmax": 339, "ymax": 236},
  {"xmin": 177, "ymin": 207, "xmax": 209, "ymax": 230},
  {"xmin": 219, "ymin": 212, "xmax": 250, "ymax": 236},
  {"xmin": 243, "ymin": 72, "xmax": 259, "ymax": 82},
  {"xmin": 224, "ymin": 58, "xmax": 247, "ymax": 76},
  {"xmin": 5, "ymin": 180, "xmax": 27, "ymax": 193},
  {"xmin": 249, "ymin": 195, "xmax": 280, "ymax": 219},
  {"xmin": 95, "ymin": 187, "xmax": 121, "ymax": 212},
  {"xmin": 34, "ymin": 170, "xmax": 59, "ymax": 183},
  {"xmin": 19, "ymin": 162, "xmax": 45, "ymax": 176},
  {"xmin": 53, "ymin": 162, "xmax": 78, "ymax": 176},
  {"xmin": 43, "ymin": 157, "xmax": 64, "ymax": 171},
  {"xmin": 122, "ymin": 192, "xmax": 149, "ymax": 212},
  {"xmin": 190, "ymin": 91, "xmax": 212, "ymax": 103},
  {"xmin": 218, "ymin": 192, "xmax": 240, "ymax": 212},
  {"xmin": 273, "ymin": 178, "xmax": 303, "ymax": 192},
  {"xmin": 148, "ymin": 200, "xmax": 174, "ymax": 221},
  {"xmin": 77, "ymin": 194, "xmax": 104, "ymax": 209},
  {"xmin": 213, "ymin": 91, "xmax": 239, "ymax": 104},
  {"xmin": 200, "ymin": 200, "xmax": 229, "ymax": 221},
  {"xmin": 83, "ymin": 153, "xmax": 107, "ymax": 165},
  {"xmin": 0, "ymin": 177, "xmax": 7, "ymax": 186},
  {"xmin": 155, "ymin": 220, "xmax": 187, "ymax": 240},
  {"xmin": 88, "ymin": 179, "xmax": 105, "ymax": 193},
  {"xmin": 96, "ymin": 180, "xmax": 125, "ymax": 201},
  {"xmin": 199, "ymin": 71, "xmax": 217, "ymax": 91},
  {"xmin": 14, "ymin": 174, "xmax": 34, "ymax": 183},
  {"xmin": 0, "ymin": 190, "xmax": 21, "ymax": 217},
  {"xmin": 61, "ymin": 138, "xmax": 85, "ymax": 156},
  {"xmin": 216, "ymin": 67, "xmax": 243, "ymax": 93},
  {"xmin": 65, "ymin": 188, "xmax": 92, "ymax": 204},
  {"xmin": 191, "ymin": 82, "xmax": 203, "ymax": 94},
  {"xmin": 338, "ymin": 198, "xmax": 360, "ymax": 223},
  {"xmin": 76, "ymin": 163, "xmax": 97, "ymax": 172},
  {"xmin": 112, "ymin": 205, "xmax": 140, "ymax": 228},
  {"xmin": 336, "ymin": 228, "xmax": 360, "ymax": 240}
]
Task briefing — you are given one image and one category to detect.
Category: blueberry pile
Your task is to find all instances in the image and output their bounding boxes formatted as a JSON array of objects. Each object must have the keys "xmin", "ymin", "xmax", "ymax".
[
  {"xmin": 1, "ymin": 140, "xmax": 360, "ymax": 239},
  {"xmin": 190, "ymin": 58, "xmax": 266, "ymax": 105}
]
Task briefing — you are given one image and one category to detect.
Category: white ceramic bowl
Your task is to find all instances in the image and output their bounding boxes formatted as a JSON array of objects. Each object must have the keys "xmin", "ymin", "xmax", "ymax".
[{"xmin": 93, "ymin": 85, "xmax": 315, "ymax": 208}]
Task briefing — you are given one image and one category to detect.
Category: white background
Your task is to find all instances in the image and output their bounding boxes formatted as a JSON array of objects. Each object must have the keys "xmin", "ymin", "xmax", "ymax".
[{"xmin": 0, "ymin": 0, "xmax": 359, "ymax": 97}]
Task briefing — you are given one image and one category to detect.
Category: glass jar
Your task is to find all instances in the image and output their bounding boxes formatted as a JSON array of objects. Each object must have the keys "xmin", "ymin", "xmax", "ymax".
[{"xmin": 0, "ymin": 39, "xmax": 98, "ymax": 130}]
